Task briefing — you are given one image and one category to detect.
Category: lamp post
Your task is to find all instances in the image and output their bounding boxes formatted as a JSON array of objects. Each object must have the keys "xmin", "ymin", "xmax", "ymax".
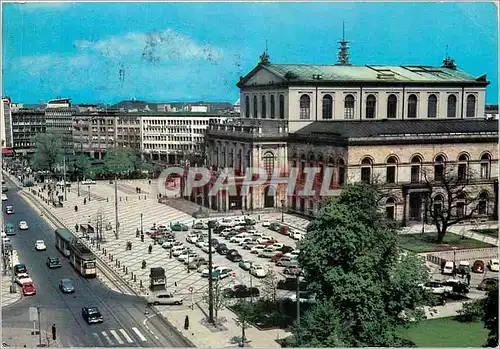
[
  {"xmin": 207, "ymin": 220, "xmax": 216, "ymax": 324},
  {"xmin": 140, "ymin": 213, "xmax": 143, "ymax": 236},
  {"xmin": 281, "ymin": 199, "xmax": 285, "ymax": 223},
  {"xmin": 452, "ymin": 246, "xmax": 457, "ymax": 268},
  {"xmin": 77, "ymin": 177, "xmax": 80, "ymax": 197},
  {"xmin": 87, "ymin": 185, "xmax": 91, "ymax": 201},
  {"xmin": 63, "ymin": 156, "xmax": 67, "ymax": 201}
]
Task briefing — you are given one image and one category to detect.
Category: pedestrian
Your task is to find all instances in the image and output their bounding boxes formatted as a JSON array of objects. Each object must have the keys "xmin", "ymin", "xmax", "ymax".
[
  {"xmin": 83, "ymin": 198, "xmax": 87, "ymax": 205},
  {"xmin": 148, "ymin": 244, "xmax": 153, "ymax": 254},
  {"xmin": 466, "ymin": 273, "xmax": 471, "ymax": 286},
  {"xmin": 149, "ymin": 179, "xmax": 151, "ymax": 185}
]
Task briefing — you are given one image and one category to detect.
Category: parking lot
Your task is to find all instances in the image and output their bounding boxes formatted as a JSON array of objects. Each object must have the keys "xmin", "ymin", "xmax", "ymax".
[{"xmin": 146, "ymin": 217, "xmax": 305, "ymax": 302}]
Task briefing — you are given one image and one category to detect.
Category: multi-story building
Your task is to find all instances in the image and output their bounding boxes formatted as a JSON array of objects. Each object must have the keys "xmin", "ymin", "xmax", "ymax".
[
  {"xmin": 11, "ymin": 105, "xmax": 46, "ymax": 156},
  {"xmin": 186, "ymin": 47, "xmax": 498, "ymax": 226},
  {"xmin": 1, "ymin": 97, "xmax": 13, "ymax": 149},
  {"xmin": 45, "ymin": 98, "xmax": 75, "ymax": 154}
]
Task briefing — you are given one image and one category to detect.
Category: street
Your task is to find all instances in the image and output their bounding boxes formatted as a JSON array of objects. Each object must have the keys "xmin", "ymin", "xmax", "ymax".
[{"xmin": 2, "ymin": 179, "xmax": 193, "ymax": 347}]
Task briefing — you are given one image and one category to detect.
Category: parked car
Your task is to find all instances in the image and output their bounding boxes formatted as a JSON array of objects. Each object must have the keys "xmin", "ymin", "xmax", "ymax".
[
  {"xmin": 227, "ymin": 253, "xmax": 243, "ymax": 262},
  {"xmin": 238, "ymin": 260, "xmax": 252, "ymax": 271},
  {"xmin": 195, "ymin": 239, "xmax": 207, "ymax": 248},
  {"xmin": 257, "ymin": 236, "xmax": 274, "ymax": 244},
  {"xmin": 22, "ymin": 282, "xmax": 36, "ymax": 296},
  {"xmin": 419, "ymin": 281, "xmax": 452, "ymax": 295},
  {"xmin": 488, "ymin": 259, "xmax": 499, "ymax": 272},
  {"xmin": 251, "ymin": 245, "xmax": 266, "ymax": 254},
  {"xmin": 277, "ymin": 278, "xmax": 308, "ymax": 291},
  {"xmin": 14, "ymin": 264, "xmax": 27, "ymax": 275},
  {"xmin": 283, "ymin": 265, "xmax": 304, "ymax": 276},
  {"xmin": 210, "ymin": 267, "xmax": 233, "ymax": 280},
  {"xmin": 457, "ymin": 261, "xmax": 471, "ymax": 276},
  {"xmin": 81, "ymin": 179, "xmax": 96, "ymax": 185},
  {"xmin": 280, "ymin": 246, "xmax": 295, "ymax": 254},
  {"xmin": 170, "ymin": 222, "xmax": 189, "ymax": 231},
  {"xmin": 201, "ymin": 243, "xmax": 216, "ymax": 254},
  {"xmin": 270, "ymin": 243, "xmax": 285, "ymax": 251},
  {"xmin": 186, "ymin": 233, "xmax": 200, "ymax": 244},
  {"xmin": 269, "ymin": 222, "xmax": 282, "ymax": 232},
  {"xmin": 188, "ymin": 258, "xmax": 207, "ymax": 269},
  {"xmin": 46, "ymin": 257, "xmax": 62, "ymax": 268},
  {"xmin": 223, "ymin": 285, "xmax": 260, "ymax": 298},
  {"xmin": 172, "ymin": 246, "xmax": 187, "ymax": 257},
  {"xmin": 261, "ymin": 220, "xmax": 271, "ymax": 227},
  {"xmin": 161, "ymin": 238, "xmax": 177, "ymax": 248},
  {"xmin": 177, "ymin": 251, "xmax": 198, "ymax": 263},
  {"xmin": 146, "ymin": 292, "xmax": 183, "ymax": 305},
  {"xmin": 441, "ymin": 279, "xmax": 469, "ymax": 295},
  {"xmin": 250, "ymin": 265, "xmax": 267, "ymax": 278},
  {"xmin": 224, "ymin": 231, "xmax": 238, "ymax": 240},
  {"xmin": 15, "ymin": 273, "xmax": 33, "ymax": 285},
  {"xmin": 279, "ymin": 226, "xmax": 290, "ymax": 235},
  {"xmin": 210, "ymin": 238, "xmax": 219, "ymax": 247},
  {"xmin": 288, "ymin": 291, "xmax": 317, "ymax": 304},
  {"xmin": 192, "ymin": 222, "xmax": 208, "ymax": 230},
  {"xmin": 82, "ymin": 307, "xmax": 104, "ymax": 324},
  {"xmin": 201, "ymin": 265, "xmax": 220, "ymax": 276},
  {"xmin": 18, "ymin": 221, "xmax": 29, "ymax": 230},
  {"xmin": 230, "ymin": 233, "xmax": 251, "ymax": 244},
  {"xmin": 259, "ymin": 247, "xmax": 277, "ymax": 258},
  {"xmin": 59, "ymin": 279, "xmax": 75, "ymax": 293},
  {"xmin": 276, "ymin": 256, "xmax": 294, "ymax": 267},
  {"xmin": 35, "ymin": 240, "xmax": 46, "ymax": 251},
  {"xmin": 242, "ymin": 240, "xmax": 258, "ymax": 250},
  {"xmin": 477, "ymin": 278, "xmax": 499, "ymax": 291},
  {"xmin": 5, "ymin": 206, "xmax": 14, "ymax": 214},
  {"xmin": 291, "ymin": 231, "xmax": 304, "ymax": 240},
  {"xmin": 271, "ymin": 252, "xmax": 283, "ymax": 263},
  {"xmin": 442, "ymin": 261, "xmax": 455, "ymax": 275},
  {"xmin": 216, "ymin": 244, "xmax": 228, "ymax": 255}
]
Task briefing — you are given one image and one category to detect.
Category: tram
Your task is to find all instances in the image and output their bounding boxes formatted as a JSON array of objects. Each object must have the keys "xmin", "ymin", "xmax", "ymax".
[{"xmin": 54, "ymin": 228, "xmax": 97, "ymax": 277}]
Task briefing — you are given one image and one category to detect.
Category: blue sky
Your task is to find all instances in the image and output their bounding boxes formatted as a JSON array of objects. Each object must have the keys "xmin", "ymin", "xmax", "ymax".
[{"xmin": 2, "ymin": 2, "xmax": 498, "ymax": 104}]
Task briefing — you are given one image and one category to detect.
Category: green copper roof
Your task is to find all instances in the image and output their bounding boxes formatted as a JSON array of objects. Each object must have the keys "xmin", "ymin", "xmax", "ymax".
[{"xmin": 259, "ymin": 64, "xmax": 486, "ymax": 84}]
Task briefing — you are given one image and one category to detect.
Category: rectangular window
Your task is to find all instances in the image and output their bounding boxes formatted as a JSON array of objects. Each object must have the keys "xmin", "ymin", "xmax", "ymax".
[
  {"xmin": 480, "ymin": 163, "xmax": 489, "ymax": 179},
  {"xmin": 478, "ymin": 201, "xmax": 487, "ymax": 215},
  {"xmin": 457, "ymin": 164, "xmax": 467, "ymax": 180},
  {"xmin": 386, "ymin": 166, "xmax": 396, "ymax": 183},
  {"xmin": 361, "ymin": 167, "xmax": 371, "ymax": 183},
  {"xmin": 456, "ymin": 202, "xmax": 465, "ymax": 218}
]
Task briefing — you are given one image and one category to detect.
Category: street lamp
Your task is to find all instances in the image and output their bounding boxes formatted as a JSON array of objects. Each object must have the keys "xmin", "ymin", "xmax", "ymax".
[
  {"xmin": 207, "ymin": 219, "xmax": 217, "ymax": 324},
  {"xmin": 452, "ymin": 246, "xmax": 457, "ymax": 267},
  {"xmin": 87, "ymin": 185, "xmax": 91, "ymax": 201},
  {"xmin": 281, "ymin": 199, "xmax": 285, "ymax": 223},
  {"xmin": 140, "ymin": 213, "xmax": 143, "ymax": 236}
]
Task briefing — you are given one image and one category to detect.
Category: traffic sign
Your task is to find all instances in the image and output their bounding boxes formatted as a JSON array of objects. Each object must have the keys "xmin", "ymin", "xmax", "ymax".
[{"xmin": 29, "ymin": 307, "xmax": 38, "ymax": 321}]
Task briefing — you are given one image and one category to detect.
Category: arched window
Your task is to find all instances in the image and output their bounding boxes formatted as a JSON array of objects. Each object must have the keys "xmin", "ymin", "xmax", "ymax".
[
  {"xmin": 337, "ymin": 158, "xmax": 346, "ymax": 186},
  {"xmin": 299, "ymin": 95, "xmax": 311, "ymax": 119},
  {"xmin": 434, "ymin": 155, "xmax": 445, "ymax": 181},
  {"xmin": 386, "ymin": 156, "xmax": 397, "ymax": 183},
  {"xmin": 263, "ymin": 151, "xmax": 275, "ymax": 175},
  {"xmin": 480, "ymin": 153, "xmax": 491, "ymax": 179},
  {"xmin": 261, "ymin": 96, "xmax": 267, "ymax": 119},
  {"xmin": 279, "ymin": 95, "xmax": 285, "ymax": 119},
  {"xmin": 447, "ymin": 95, "xmax": 457, "ymax": 118},
  {"xmin": 433, "ymin": 194, "xmax": 444, "ymax": 215},
  {"xmin": 478, "ymin": 191, "xmax": 489, "ymax": 215},
  {"xmin": 427, "ymin": 94, "xmax": 437, "ymax": 118},
  {"xmin": 253, "ymin": 96, "xmax": 258, "ymax": 118},
  {"xmin": 407, "ymin": 94, "xmax": 417, "ymax": 118},
  {"xmin": 270, "ymin": 95, "xmax": 275, "ymax": 119},
  {"xmin": 365, "ymin": 94, "xmax": 376, "ymax": 119},
  {"xmin": 245, "ymin": 96, "xmax": 250, "ymax": 118},
  {"xmin": 387, "ymin": 94, "xmax": 397, "ymax": 119},
  {"xmin": 322, "ymin": 95, "xmax": 333, "ymax": 119},
  {"xmin": 410, "ymin": 155, "xmax": 422, "ymax": 183},
  {"xmin": 344, "ymin": 95, "xmax": 355, "ymax": 119},
  {"xmin": 457, "ymin": 154, "xmax": 468, "ymax": 181},
  {"xmin": 466, "ymin": 95, "xmax": 476, "ymax": 117},
  {"xmin": 360, "ymin": 157, "xmax": 372, "ymax": 183},
  {"xmin": 386, "ymin": 197, "xmax": 396, "ymax": 220}
]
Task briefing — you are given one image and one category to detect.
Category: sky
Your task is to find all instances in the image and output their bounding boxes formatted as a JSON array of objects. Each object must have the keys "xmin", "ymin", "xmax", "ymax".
[{"xmin": 2, "ymin": 1, "xmax": 498, "ymax": 105}]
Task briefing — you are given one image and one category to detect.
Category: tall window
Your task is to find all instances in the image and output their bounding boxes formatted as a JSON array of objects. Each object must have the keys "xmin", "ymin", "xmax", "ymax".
[
  {"xmin": 410, "ymin": 155, "xmax": 422, "ymax": 183},
  {"xmin": 221, "ymin": 147, "xmax": 226, "ymax": 167},
  {"xmin": 407, "ymin": 94, "xmax": 417, "ymax": 118},
  {"xmin": 434, "ymin": 155, "xmax": 445, "ymax": 181},
  {"xmin": 457, "ymin": 154, "xmax": 468, "ymax": 181},
  {"xmin": 322, "ymin": 95, "xmax": 333, "ymax": 119},
  {"xmin": 270, "ymin": 95, "xmax": 275, "ymax": 119},
  {"xmin": 386, "ymin": 198, "xmax": 395, "ymax": 220},
  {"xmin": 447, "ymin": 95, "xmax": 457, "ymax": 118},
  {"xmin": 279, "ymin": 95, "xmax": 285, "ymax": 119},
  {"xmin": 478, "ymin": 191, "xmax": 488, "ymax": 215},
  {"xmin": 245, "ymin": 96, "xmax": 250, "ymax": 118},
  {"xmin": 263, "ymin": 151, "xmax": 275, "ymax": 175},
  {"xmin": 344, "ymin": 95, "xmax": 355, "ymax": 119},
  {"xmin": 387, "ymin": 94, "xmax": 397, "ymax": 119},
  {"xmin": 360, "ymin": 157, "xmax": 372, "ymax": 183},
  {"xmin": 337, "ymin": 158, "xmax": 346, "ymax": 186},
  {"xmin": 299, "ymin": 95, "xmax": 311, "ymax": 120},
  {"xmin": 427, "ymin": 94, "xmax": 437, "ymax": 118},
  {"xmin": 237, "ymin": 149, "xmax": 242, "ymax": 171},
  {"xmin": 253, "ymin": 96, "xmax": 258, "ymax": 118},
  {"xmin": 228, "ymin": 148, "xmax": 234, "ymax": 167},
  {"xmin": 365, "ymin": 95, "xmax": 376, "ymax": 119},
  {"xmin": 480, "ymin": 153, "xmax": 491, "ymax": 179},
  {"xmin": 386, "ymin": 156, "xmax": 397, "ymax": 183},
  {"xmin": 466, "ymin": 95, "xmax": 476, "ymax": 117},
  {"xmin": 456, "ymin": 193, "xmax": 466, "ymax": 217},
  {"xmin": 261, "ymin": 96, "xmax": 267, "ymax": 119},
  {"xmin": 433, "ymin": 194, "xmax": 444, "ymax": 215},
  {"xmin": 246, "ymin": 150, "xmax": 251, "ymax": 168}
]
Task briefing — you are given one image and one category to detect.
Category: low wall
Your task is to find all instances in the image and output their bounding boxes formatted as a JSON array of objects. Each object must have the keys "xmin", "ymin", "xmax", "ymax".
[{"xmin": 426, "ymin": 247, "xmax": 498, "ymax": 266}]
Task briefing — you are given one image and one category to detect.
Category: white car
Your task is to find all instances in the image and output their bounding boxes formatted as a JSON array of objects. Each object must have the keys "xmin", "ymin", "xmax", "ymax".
[
  {"xmin": 35, "ymin": 240, "xmax": 46, "ymax": 251},
  {"xmin": 19, "ymin": 221, "xmax": 29, "ymax": 230},
  {"xmin": 250, "ymin": 245, "xmax": 266, "ymax": 254},
  {"xmin": 288, "ymin": 292, "xmax": 317, "ymax": 304},
  {"xmin": 261, "ymin": 220, "xmax": 271, "ymax": 227},
  {"xmin": 230, "ymin": 234, "xmax": 251, "ymax": 244},
  {"xmin": 186, "ymin": 234, "xmax": 200, "ymax": 244},
  {"xmin": 252, "ymin": 231, "xmax": 265, "ymax": 238},
  {"xmin": 161, "ymin": 238, "xmax": 177, "ymax": 249},
  {"xmin": 442, "ymin": 261, "xmax": 455, "ymax": 275},
  {"xmin": 489, "ymin": 259, "xmax": 499, "ymax": 272},
  {"xmin": 198, "ymin": 263, "xmax": 218, "ymax": 273},
  {"xmin": 419, "ymin": 281, "xmax": 452, "ymax": 295},
  {"xmin": 81, "ymin": 179, "xmax": 96, "ymax": 185},
  {"xmin": 1, "ymin": 194, "xmax": 7, "ymax": 201},
  {"xmin": 201, "ymin": 243, "xmax": 216, "ymax": 254},
  {"xmin": 195, "ymin": 239, "xmax": 207, "ymax": 248},
  {"xmin": 172, "ymin": 246, "xmax": 187, "ymax": 257},
  {"xmin": 270, "ymin": 243, "xmax": 285, "ymax": 251},
  {"xmin": 15, "ymin": 273, "xmax": 33, "ymax": 285},
  {"xmin": 249, "ymin": 265, "xmax": 267, "ymax": 278},
  {"xmin": 57, "ymin": 181, "xmax": 71, "ymax": 186},
  {"xmin": 292, "ymin": 231, "xmax": 304, "ymax": 240},
  {"xmin": 177, "ymin": 251, "xmax": 198, "ymax": 263},
  {"xmin": 257, "ymin": 236, "xmax": 274, "ymax": 244}
]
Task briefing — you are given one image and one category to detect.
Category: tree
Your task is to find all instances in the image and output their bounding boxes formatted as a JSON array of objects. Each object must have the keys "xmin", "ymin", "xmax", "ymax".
[
  {"xmin": 31, "ymin": 134, "xmax": 63, "ymax": 173},
  {"xmin": 296, "ymin": 182, "xmax": 430, "ymax": 347},
  {"xmin": 202, "ymin": 278, "xmax": 226, "ymax": 322},
  {"xmin": 233, "ymin": 300, "xmax": 256, "ymax": 346},
  {"xmin": 71, "ymin": 155, "xmax": 91, "ymax": 181},
  {"xmin": 483, "ymin": 285, "xmax": 498, "ymax": 347},
  {"xmin": 422, "ymin": 166, "xmax": 489, "ymax": 243},
  {"xmin": 261, "ymin": 268, "xmax": 279, "ymax": 303},
  {"xmin": 104, "ymin": 147, "xmax": 139, "ymax": 177}
]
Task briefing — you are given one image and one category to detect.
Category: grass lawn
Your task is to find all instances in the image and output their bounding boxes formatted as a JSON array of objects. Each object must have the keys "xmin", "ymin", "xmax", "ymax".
[
  {"xmin": 398, "ymin": 232, "xmax": 495, "ymax": 253},
  {"xmin": 397, "ymin": 317, "xmax": 488, "ymax": 347},
  {"xmin": 472, "ymin": 228, "xmax": 499, "ymax": 238}
]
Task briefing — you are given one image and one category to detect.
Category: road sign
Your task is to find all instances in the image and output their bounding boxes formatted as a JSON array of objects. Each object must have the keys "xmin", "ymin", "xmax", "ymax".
[
  {"xmin": 29, "ymin": 307, "xmax": 38, "ymax": 321},
  {"xmin": 188, "ymin": 287, "xmax": 193, "ymax": 293}
]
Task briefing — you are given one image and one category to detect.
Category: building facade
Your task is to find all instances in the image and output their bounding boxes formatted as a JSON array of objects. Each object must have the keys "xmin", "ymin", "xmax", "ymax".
[
  {"xmin": 1, "ymin": 97, "xmax": 13, "ymax": 149},
  {"xmin": 11, "ymin": 106, "xmax": 46, "ymax": 156},
  {"xmin": 187, "ymin": 51, "xmax": 498, "ymax": 226},
  {"xmin": 45, "ymin": 98, "xmax": 75, "ymax": 155}
]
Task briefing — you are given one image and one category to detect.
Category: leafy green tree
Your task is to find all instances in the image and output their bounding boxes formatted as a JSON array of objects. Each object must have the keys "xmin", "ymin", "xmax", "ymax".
[
  {"xmin": 71, "ymin": 155, "xmax": 91, "ymax": 180},
  {"xmin": 296, "ymin": 182, "xmax": 429, "ymax": 347},
  {"xmin": 31, "ymin": 134, "xmax": 63, "ymax": 173},
  {"xmin": 234, "ymin": 300, "xmax": 256, "ymax": 347},
  {"xmin": 104, "ymin": 147, "xmax": 139, "ymax": 177},
  {"xmin": 483, "ymin": 285, "xmax": 498, "ymax": 347}
]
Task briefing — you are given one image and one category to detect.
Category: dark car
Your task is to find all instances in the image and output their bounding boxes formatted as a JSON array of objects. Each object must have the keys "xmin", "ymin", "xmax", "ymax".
[
  {"xmin": 210, "ymin": 238, "xmax": 219, "ymax": 247},
  {"xmin": 283, "ymin": 265, "xmax": 304, "ymax": 276},
  {"xmin": 217, "ymin": 244, "xmax": 228, "ymax": 255},
  {"xmin": 277, "ymin": 278, "xmax": 308, "ymax": 291},
  {"xmin": 477, "ymin": 278, "xmax": 498, "ymax": 291},
  {"xmin": 82, "ymin": 307, "xmax": 104, "ymax": 324},
  {"xmin": 279, "ymin": 226, "xmax": 290, "ymax": 235},
  {"xmin": 170, "ymin": 223, "xmax": 189, "ymax": 232},
  {"xmin": 223, "ymin": 285, "xmax": 260, "ymax": 298},
  {"xmin": 269, "ymin": 222, "xmax": 281, "ymax": 232},
  {"xmin": 5, "ymin": 205, "xmax": 14, "ymax": 214},
  {"xmin": 214, "ymin": 226, "xmax": 226, "ymax": 234},
  {"xmin": 224, "ymin": 231, "xmax": 238, "ymax": 240},
  {"xmin": 227, "ymin": 253, "xmax": 243, "ymax": 262},
  {"xmin": 14, "ymin": 264, "xmax": 27, "ymax": 275},
  {"xmin": 280, "ymin": 246, "xmax": 294, "ymax": 254},
  {"xmin": 226, "ymin": 249, "xmax": 239, "ymax": 256},
  {"xmin": 46, "ymin": 257, "xmax": 62, "ymax": 268},
  {"xmin": 59, "ymin": 279, "xmax": 75, "ymax": 293}
]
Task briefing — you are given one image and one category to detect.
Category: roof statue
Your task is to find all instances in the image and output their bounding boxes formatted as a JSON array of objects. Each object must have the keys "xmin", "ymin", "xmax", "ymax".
[
  {"xmin": 336, "ymin": 21, "xmax": 350, "ymax": 65},
  {"xmin": 442, "ymin": 45, "xmax": 457, "ymax": 70},
  {"xmin": 259, "ymin": 40, "xmax": 271, "ymax": 65}
]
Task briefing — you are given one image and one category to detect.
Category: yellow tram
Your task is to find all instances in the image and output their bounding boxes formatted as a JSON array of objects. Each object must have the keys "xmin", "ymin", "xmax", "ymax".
[{"xmin": 54, "ymin": 228, "xmax": 97, "ymax": 277}]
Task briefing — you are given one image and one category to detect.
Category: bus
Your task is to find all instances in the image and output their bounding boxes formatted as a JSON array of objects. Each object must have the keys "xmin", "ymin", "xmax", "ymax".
[{"xmin": 54, "ymin": 228, "xmax": 97, "ymax": 278}]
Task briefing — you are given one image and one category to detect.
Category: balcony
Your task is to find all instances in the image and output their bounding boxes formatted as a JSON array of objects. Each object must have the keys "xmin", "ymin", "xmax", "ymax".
[{"xmin": 207, "ymin": 120, "xmax": 289, "ymax": 139}]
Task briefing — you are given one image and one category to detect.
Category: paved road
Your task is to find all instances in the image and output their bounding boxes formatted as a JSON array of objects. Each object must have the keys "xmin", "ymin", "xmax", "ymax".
[{"xmin": 2, "ymin": 180, "xmax": 192, "ymax": 348}]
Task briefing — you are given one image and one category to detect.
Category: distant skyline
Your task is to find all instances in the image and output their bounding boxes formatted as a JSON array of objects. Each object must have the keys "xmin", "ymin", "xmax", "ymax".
[{"xmin": 2, "ymin": 2, "xmax": 498, "ymax": 104}]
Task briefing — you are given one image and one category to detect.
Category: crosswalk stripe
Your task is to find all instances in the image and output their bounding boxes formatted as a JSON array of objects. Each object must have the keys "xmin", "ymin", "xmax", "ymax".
[
  {"xmin": 101, "ymin": 331, "xmax": 114, "ymax": 345},
  {"xmin": 110, "ymin": 330, "xmax": 124, "ymax": 344},
  {"xmin": 132, "ymin": 327, "xmax": 147, "ymax": 342},
  {"xmin": 92, "ymin": 332, "xmax": 100, "ymax": 342},
  {"xmin": 119, "ymin": 329, "xmax": 134, "ymax": 343}
]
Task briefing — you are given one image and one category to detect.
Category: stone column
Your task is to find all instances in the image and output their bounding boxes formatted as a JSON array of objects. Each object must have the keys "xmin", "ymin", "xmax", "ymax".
[{"xmin": 225, "ymin": 190, "xmax": 229, "ymax": 212}]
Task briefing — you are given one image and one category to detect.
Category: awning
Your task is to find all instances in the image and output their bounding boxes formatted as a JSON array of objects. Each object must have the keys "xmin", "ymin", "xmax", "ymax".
[{"xmin": 1, "ymin": 148, "xmax": 14, "ymax": 155}]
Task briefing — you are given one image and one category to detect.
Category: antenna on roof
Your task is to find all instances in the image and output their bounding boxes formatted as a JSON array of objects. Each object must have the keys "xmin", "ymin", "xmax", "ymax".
[
  {"xmin": 259, "ymin": 39, "xmax": 270, "ymax": 65},
  {"xmin": 336, "ymin": 21, "xmax": 351, "ymax": 65}
]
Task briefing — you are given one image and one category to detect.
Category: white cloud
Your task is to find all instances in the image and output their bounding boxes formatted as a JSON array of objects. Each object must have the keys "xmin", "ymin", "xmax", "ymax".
[{"xmin": 75, "ymin": 29, "xmax": 224, "ymax": 62}]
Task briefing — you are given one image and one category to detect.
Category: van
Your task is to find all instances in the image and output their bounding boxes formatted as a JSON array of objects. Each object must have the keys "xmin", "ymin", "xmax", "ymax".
[
  {"xmin": 171, "ymin": 245, "xmax": 186, "ymax": 257},
  {"xmin": 146, "ymin": 292, "xmax": 183, "ymax": 305},
  {"xmin": 442, "ymin": 261, "xmax": 455, "ymax": 275}
]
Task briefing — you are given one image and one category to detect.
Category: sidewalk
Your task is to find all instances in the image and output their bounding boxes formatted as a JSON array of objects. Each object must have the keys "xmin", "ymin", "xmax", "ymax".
[
  {"xmin": 1, "ymin": 265, "xmax": 22, "ymax": 308},
  {"xmin": 2, "ymin": 326, "xmax": 62, "ymax": 347}
]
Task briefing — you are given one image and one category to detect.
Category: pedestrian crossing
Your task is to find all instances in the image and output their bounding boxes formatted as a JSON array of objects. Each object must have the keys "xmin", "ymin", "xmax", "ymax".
[{"xmin": 91, "ymin": 327, "xmax": 147, "ymax": 346}]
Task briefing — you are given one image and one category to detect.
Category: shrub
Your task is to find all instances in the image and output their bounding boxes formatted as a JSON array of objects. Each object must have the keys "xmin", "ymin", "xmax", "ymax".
[{"xmin": 457, "ymin": 299, "xmax": 485, "ymax": 322}]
